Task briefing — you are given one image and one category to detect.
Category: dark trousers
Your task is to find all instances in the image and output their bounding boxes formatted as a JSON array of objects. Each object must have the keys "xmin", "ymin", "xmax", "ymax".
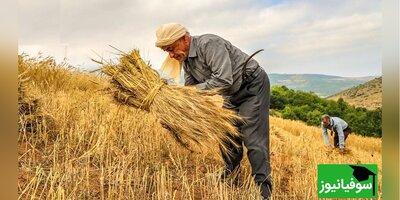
[
  {"xmin": 333, "ymin": 126, "xmax": 351, "ymax": 148},
  {"xmin": 221, "ymin": 67, "xmax": 272, "ymax": 197}
]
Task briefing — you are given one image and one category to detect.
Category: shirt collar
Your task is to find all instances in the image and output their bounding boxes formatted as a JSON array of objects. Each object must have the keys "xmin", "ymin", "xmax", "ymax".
[
  {"xmin": 187, "ymin": 36, "xmax": 198, "ymax": 58},
  {"xmin": 323, "ymin": 118, "xmax": 334, "ymax": 129}
]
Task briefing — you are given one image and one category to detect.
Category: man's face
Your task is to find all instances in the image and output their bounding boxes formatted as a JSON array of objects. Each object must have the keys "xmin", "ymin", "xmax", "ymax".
[
  {"xmin": 162, "ymin": 35, "xmax": 190, "ymax": 62},
  {"xmin": 322, "ymin": 118, "xmax": 331, "ymax": 126}
]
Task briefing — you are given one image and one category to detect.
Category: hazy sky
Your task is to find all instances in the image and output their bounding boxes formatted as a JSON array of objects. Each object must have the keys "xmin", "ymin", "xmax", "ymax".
[{"xmin": 18, "ymin": 0, "xmax": 381, "ymax": 77}]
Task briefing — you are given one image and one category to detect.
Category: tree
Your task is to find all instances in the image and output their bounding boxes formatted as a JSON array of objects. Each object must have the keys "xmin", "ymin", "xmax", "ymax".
[
  {"xmin": 306, "ymin": 110, "xmax": 322, "ymax": 126},
  {"xmin": 281, "ymin": 106, "xmax": 298, "ymax": 120},
  {"xmin": 270, "ymin": 89, "xmax": 287, "ymax": 110}
]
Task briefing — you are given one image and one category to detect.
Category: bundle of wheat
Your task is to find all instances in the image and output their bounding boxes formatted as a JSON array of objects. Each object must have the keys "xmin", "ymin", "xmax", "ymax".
[{"xmin": 100, "ymin": 49, "xmax": 241, "ymax": 153}]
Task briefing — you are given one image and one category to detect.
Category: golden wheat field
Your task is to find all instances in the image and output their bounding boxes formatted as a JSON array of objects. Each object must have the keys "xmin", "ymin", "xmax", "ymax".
[{"xmin": 18, "ymin": 55, "xmax": 382, "ymax": 200}]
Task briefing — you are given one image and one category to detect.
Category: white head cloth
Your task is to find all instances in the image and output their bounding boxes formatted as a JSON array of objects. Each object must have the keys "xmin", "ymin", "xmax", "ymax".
[
  {"xmin": 155, "ymin": 23, "xmax": 188, "ymax": 47},
  {"xmin": 155, "ymin": 23, "xmax": 188, "ymax": 84}
]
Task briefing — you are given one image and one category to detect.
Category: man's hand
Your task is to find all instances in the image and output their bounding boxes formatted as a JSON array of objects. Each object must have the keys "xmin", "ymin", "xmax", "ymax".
[
  {"xmin": 327, "ymin": 145, "xmax": 333, "ymax": 152},
  {"xmin": 338, "ymin": 148, "xmax": 345, "ymax": 155}
]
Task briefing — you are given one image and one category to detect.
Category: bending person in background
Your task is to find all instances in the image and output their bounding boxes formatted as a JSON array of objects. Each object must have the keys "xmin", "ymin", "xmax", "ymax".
[{"xmin": 321, "ymin": 114, "xmax": 352, "ymax": 155}]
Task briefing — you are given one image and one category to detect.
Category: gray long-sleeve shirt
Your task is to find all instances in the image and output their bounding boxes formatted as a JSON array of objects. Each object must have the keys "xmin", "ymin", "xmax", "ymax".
[
  {"xmin": 182, "ymin": 34, "xmax": 260, "ymax": 95},
  {"xmin": 321, "ymin": 117, "xmax": 348, "ymax": 148}
]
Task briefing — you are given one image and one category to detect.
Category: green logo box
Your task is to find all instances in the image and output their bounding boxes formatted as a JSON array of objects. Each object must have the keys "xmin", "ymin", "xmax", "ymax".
[{"xmin": 318, "ymin": 164, "xmax": 378, "ymax": 198}]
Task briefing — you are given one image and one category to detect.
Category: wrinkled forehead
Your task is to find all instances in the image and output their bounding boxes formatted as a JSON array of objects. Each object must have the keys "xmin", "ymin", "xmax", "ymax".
[
  {"xmin": 161, "ymin": 41, "xmax": 177, "ymax": 51},
  {"xmin": 161, "ymin": 44, "xmax": 172, "ymax": 51}
]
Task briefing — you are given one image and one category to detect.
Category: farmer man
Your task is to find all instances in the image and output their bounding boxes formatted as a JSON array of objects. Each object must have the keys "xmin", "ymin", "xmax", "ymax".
[
  {"xmin": 321, "ymin": 114, "xmax": 352, "ymax": 154},
  {"xmin": 155, "ymin": 23, "xmax": 272, "ymax": 199}
]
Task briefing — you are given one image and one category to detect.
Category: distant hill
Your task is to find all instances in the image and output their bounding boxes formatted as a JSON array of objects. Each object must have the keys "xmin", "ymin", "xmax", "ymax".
[
  {"xmin": 328, "ymin": 77, "xmax": 382, "ymax": 110},
  {"xmin": 268, "ymin": 74, "xmax": 377, "ymax": 97}
]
